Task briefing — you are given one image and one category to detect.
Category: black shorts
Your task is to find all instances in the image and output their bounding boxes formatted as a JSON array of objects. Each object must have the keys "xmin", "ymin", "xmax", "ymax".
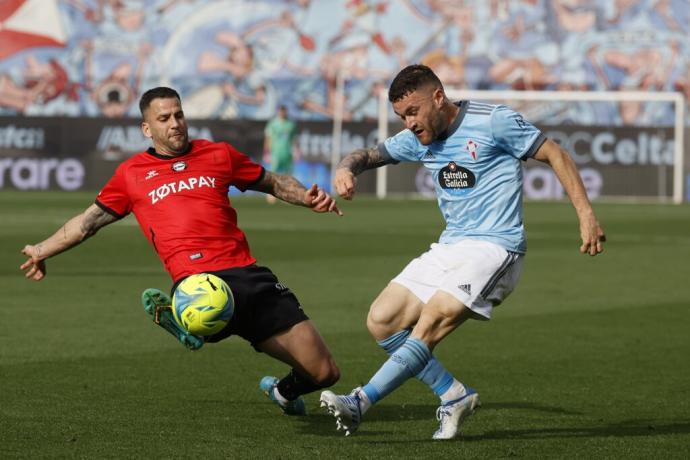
[{"xmin": 172, "ymin": 265, "xmax": 309, "ymax": 349}]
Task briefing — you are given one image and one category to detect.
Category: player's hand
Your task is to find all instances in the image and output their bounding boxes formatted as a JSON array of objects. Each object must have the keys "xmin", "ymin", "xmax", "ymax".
[
  {"xmin": 20, "ymin": 244, "xmax": 47, "ymax": 281},
  {"xmin": 333, "ymin": 168, "xmax": 357, "ymax": 200},
  {"xmin": 579, "ymin": 215, "xmax": 606, "ymax": 256},
  {"xmin": 304, "ymin": 184, "xmax": 343, "ymax": 216}
]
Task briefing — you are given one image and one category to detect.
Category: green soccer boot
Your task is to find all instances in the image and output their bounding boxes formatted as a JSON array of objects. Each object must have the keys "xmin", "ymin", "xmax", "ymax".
[{"xmin": 141, "ymin": 288, "xmax": 204, "ymax": 351}]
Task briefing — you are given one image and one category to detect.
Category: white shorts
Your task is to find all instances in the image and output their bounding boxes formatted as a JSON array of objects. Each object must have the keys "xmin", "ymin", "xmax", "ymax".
[{"xmin": 391, "ymin": 240, "xmax": 524, "ymax": 320}]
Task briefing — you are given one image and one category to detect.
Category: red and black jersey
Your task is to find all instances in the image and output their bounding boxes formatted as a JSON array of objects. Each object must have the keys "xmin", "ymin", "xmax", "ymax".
[{"xmin": 96, "ymin": 139, "xmax": 264, "ymax": 282}]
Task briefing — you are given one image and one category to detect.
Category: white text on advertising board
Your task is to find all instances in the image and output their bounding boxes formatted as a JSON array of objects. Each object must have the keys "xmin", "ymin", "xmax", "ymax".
[
  {"xmin": 545, "ymin": 130, "xmax": 673, "ymax": 166},
  {"xmin": 0, "ymin": 158, "xmax": 84, "ymax": 190},
  {"xmin": 0, "ymin": 125, "xmax": 45, "ymax": 149}
]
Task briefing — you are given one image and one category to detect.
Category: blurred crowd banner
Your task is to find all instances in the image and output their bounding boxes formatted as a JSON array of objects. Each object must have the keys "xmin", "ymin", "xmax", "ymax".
[
  {"xmin": 1, "ymin": 0, "xmax": 689, "ymax": 126},
  {"xmin": 3, "ymin": 0, "xmax": 689, "ymax": 201},
  {"xmin": 0, "ymin": 116, "xmax": 685, "ymax": 202},
  {"xmin": 0, "ymin": 116, "xmax": 377, "ymax": 193}
]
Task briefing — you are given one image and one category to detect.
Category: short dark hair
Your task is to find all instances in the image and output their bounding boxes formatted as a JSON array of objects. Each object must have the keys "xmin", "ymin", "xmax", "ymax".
[
  {"xmin": 139, "ymin": 87, "xmax": 181, "ymax": 116},
  {"xmin": 388, "ymin": 64, "xmax": 443, "ymax": 103}
]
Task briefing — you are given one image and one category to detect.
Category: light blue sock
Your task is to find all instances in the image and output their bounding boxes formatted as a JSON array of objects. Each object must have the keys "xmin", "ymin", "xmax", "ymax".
[
  {"xmin": 378, "ymin": 330, "xmax": 455, "ymax": 397},
  {"xmin": 417, "ymin": 358, "xmax": 454, "ymax": 396},
  {"xmin": 362, "ymin": 337, "xmax": 431, "ymax": 405}
]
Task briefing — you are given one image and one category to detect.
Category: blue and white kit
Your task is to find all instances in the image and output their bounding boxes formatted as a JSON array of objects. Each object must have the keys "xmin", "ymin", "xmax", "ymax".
[{"xmin": 379, "ymin": 101, "xmax": 546, "ymax": 317}]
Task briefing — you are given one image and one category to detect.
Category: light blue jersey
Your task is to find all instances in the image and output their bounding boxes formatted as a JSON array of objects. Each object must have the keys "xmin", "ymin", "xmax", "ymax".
[{"xmin": 379, "ymin": 101, "xmax": 546, "ymax": 253}]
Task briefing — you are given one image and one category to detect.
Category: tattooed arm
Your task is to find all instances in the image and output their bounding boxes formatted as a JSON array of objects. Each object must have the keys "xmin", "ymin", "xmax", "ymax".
[
  {"xmin": 20, "ymin": 204, "xmax": 118, "ymax": 281},
  {"xmin": 338, "ymin": 146, "xmax": 390, "ymax": 176},
  {"xmin": 333, "ymin": 146, "xmax": 392, "ymax": 200},
  {"xmin": 248, "ymin": 171, "xmax": 342, "ymax": 215}
]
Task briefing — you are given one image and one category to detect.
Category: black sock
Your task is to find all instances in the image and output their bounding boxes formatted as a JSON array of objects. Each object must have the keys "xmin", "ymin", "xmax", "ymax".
[{"xmin": 276, "ymin": 369, "xmax": 321, "ymax": 401}]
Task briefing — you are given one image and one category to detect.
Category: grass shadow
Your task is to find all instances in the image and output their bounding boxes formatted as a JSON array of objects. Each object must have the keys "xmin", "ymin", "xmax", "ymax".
[
  {"xmin": 296, "ymin": 400, "xmax": 581, "ymax": 437},
  {"xmin": 295, "ymin": 404, "xmax": 436, "ymax": 437},
  {"xmin": 349, "ymin": 420, "xmax": 690, "ymax": 445},
  {"xmin": 296, "ymin": 398, "xmax": 690, "ymax": 443},
  {"xmin": 463, "ymin": 420, "xmax": 690, "ymax": 442},
  {"xmin": 481, "ymin": 401, "xmax": 582, "ymax": 415}
]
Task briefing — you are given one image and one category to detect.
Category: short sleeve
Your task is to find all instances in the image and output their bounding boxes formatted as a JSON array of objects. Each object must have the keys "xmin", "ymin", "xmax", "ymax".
[
  {"xmin": 95, "ymin": 164, "xmax": 131, "ymax": 219},
  {"xmin": 491, "ymin": 105, "xmax": 546, "ymax": 160},
  {"xmin": 381, "ymin": 129, "xmax": 427, "ymax": 162},
  {"xmin": 226, "ymin": 144, "xmax": 264, "ymax": 191}
]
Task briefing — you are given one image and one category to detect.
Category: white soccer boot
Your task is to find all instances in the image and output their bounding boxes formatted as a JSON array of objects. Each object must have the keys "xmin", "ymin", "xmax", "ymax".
[
  {"xmin": 319, "ymin": 387, "xmax": 365, "ymax": 436},
  {"xmin": 432, "ymin": 387, "xmax": 481, "ymax": 440}
]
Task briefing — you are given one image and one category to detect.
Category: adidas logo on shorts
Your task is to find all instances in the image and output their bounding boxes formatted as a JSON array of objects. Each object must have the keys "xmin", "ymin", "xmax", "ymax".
[{"xmin": 458, "ymin": 283, "xmax": 471, "ymax": 295}]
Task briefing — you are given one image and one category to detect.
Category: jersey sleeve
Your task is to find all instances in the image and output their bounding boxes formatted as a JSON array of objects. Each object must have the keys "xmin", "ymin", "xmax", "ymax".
[
  {"xmin": 491, "ymin": 105, "xmax": 546, "ymax": 160},
  {"xmin": 95, "ymin": 164, "xmax": 131, "ymax": 219},
  {"xmin": 379, "ymin": 129, "xmax": 427, "ymax": 163},
  {"xmin": 226, "ymin": 144, "xmax": 264, "ymax": 191}
]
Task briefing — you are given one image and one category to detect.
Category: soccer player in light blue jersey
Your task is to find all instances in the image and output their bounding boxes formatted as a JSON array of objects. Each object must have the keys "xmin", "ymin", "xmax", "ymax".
[{"xmin": 320, "ymin": 65, "xmax": 606, "ymax": 439}]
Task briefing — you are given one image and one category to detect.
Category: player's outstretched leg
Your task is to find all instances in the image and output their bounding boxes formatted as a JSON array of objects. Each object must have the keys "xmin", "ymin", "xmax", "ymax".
[
  {"xmin": 379, "ymin": 329, "xmax": 475, "ymax": 438},
  {"xmin": 432, "ymin": 386, "xmax": 481, "ymax": 440},
  {"xmin": 259, "ymin": 375, "xmax": 306, "ymax": 416},
  {"xmin": 256, "ymin": 321, "xmax": 339, "ymax": 417},
  {"xmin": 141, "ymin": 288, "xmax": 204, "ymax": 351},
  {"xmin": 319, "ymin": 387, "xmax": 367, "ymax": 436},
  {"xmin": 320, "ymin": 337, "xmax": 431, "ymax": 436}
]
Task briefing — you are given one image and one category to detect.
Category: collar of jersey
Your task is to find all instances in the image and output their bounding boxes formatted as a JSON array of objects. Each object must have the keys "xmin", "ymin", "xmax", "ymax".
[
  {"xmin": 436, "ymin": 100, "xmax": 469, "ymax": 142},
  {"xmin": 146, "ymin": 141, "xmax": 194, "ymax": 160}
]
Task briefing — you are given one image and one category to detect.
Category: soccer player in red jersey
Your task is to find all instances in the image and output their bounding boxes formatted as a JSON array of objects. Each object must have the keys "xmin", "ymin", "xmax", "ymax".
[{"xmin": 19, "ymin": 87, "xmax": 342, "ymax": 417}]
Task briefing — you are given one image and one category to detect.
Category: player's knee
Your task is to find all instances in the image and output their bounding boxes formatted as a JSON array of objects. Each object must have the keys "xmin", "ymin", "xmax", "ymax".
[
  {"xmin": 312, "ymin": 357, "xmax": 340, "ymax": 388},
  {"xmin": 367, "ymin": 287, "xmax": 422, "ymax": 339},
  {"xmin": 324, "ymin": 361, "xmax": 340, "ymax": 387},
  {"xmin": 367, "ymin": 301, "xmax": 399, "ymax": 339},
  {"xmin": 366, "ymin": 311, "xmax": 385, "ymax": 339}
]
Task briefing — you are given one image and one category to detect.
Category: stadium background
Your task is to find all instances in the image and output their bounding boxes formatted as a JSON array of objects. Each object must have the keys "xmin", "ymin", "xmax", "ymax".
[
  {"xmin": 2, "ymin": 2, "xmax": 690, "ymax": 457},
  {"xmin": 1, "ymin": 0, "xmax": 689, "ymax": 201}
]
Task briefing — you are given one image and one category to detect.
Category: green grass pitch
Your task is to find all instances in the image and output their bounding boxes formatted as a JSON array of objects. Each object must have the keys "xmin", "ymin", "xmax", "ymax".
[{"xmin": 1, "ymin": 191, "xmax": 689, "ymax": 459}]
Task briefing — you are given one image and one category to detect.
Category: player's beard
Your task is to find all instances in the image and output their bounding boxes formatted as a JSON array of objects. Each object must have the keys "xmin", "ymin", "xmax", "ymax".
[
  {"xmin": 413, "ymin": 109, "xmax": 447, "ymax": 145},
  {"xmin": 420, "ymin": 111, "xmax": 447, "ymax": 145},
  {"xmin": 415, "ymin": 127, "xmax": 434, "ymax": 145},
  {"xmin": 416, "ymin": 120, "xmax": 439, "ymax": 145},
  {"xmin": 166, "ymin": 132, "xmax": 189, "ymax": 154}
]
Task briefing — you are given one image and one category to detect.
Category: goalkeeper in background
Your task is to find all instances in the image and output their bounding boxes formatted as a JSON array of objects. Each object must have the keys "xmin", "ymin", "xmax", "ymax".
[
  {"xmin": 320, "ymin": 64, "xmax": 606, "ymax": 439},
  {"xmin": 264, "ymin": 104, "xmax": 299, "ymax": 204}
]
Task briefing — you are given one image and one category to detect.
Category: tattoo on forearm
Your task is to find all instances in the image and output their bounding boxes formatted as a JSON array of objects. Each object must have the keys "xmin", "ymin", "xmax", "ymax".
[
  {"xmin": 36, "ymin": 207, "xmax": 116, "ymax": 260},
  {"xmin": 337, "ymin": 147, "xmax": 388, "ymax": 175},
  {"xmin": 272, "ymin": 174, "xmax": 306, "ymax": 205},
  {"xmin": 251, "ymin": 172, "xmax": 307, "ymax": 206},
  {"xmin": 80, "ymin": 207, "xmax": 116, "ymax": 238}
]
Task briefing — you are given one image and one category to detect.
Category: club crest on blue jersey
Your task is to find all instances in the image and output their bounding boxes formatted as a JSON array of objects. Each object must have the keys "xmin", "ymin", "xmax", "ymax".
[
  {"xmin": 466, "ymin": 140, "xmax": 478, "ymax": 161},
  {"xmin": 438, "ymin": 162, "xmax": 475, "ymax": 194}
]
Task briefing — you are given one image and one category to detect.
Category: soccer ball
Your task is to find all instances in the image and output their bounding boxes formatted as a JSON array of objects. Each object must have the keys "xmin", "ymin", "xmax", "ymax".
[{"xmin": 172, "ymin": 273, "xmax": 234, "ymax": 336}]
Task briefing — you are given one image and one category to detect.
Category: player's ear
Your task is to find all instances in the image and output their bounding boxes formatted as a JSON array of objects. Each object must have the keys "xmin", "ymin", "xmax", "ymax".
[
  {"xmin": 141, "ymin": 121, "xmax": 152, "ymax": 139},
  {"xmin": 433, "ymin": 87, "xmax": 444, "ymax": 107}
]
